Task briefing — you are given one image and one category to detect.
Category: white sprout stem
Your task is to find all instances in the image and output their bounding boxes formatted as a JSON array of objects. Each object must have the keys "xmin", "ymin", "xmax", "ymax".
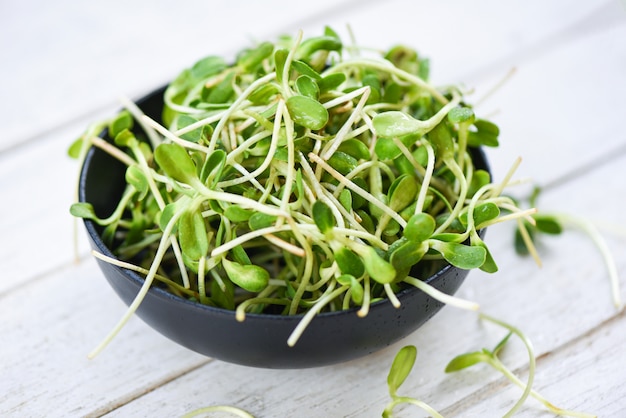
[
  {"xmin": 142, "ymin": 115, "xmax": 212, "ymax": 154},
  {"xmin": 211, "ymin": 224, "xmax": 318, "ymax": 258},
  {"xmin": 357, "ymin": 276, "xmax": 371, "ymax": 317},
  {"xmin": 197, "ymin": 255, "xmax": 207, "ymax": 301},
  {"xmin": 491, "ymin": 357, "xmax": 597, "ymax": 418},
  {"xmin": 299, "ymin": 151, "xmax": 346, "ymax": 229},
  {"xmin": 206, "ymin": 72, "xmax": 277, "ymax": 152},
  {"xmin": 516, "ymin": 218, "xmax": 543, "ymax": 267},
  {"xmin": 308, "ymin": 152, "xmax": 407, "ymax": 228},
  {"xmin": 170, "ymin": 237, "xmax": 191, "ymax": 289},
  {"xmin": 384, "ymin": 397, "xmax": 444, "ymax": 418},
  {"xmin": 119, "ymin": 95, "xmax": 162, "ymax": 149},
  {"xmin": 88, "ymin": 209, "xmax": 182, "ymax": 359},
  {"xmin": 416, "ymin": 141, "xmax": 436, "ymax": 214},
  {"xmin": 264, "ymin": 233, "xmax": 306, "ymax": 257},
  {"xmin": 217, "ymin": 100, "xmax": 284, "ymax": 188},
  {"xmin": 319, "ymin": 187, "xmax": 369, "ymax": 236},
  {"xmin": 492, "ymin": 156, "xmax": 523, "ymax": 198},
  {"xmin": 403, "ymin": 277, "xmax": 480, "ymax": 311},
  {"xmin": 434, "ymin": 157, "xmax": 469, "ymax": 235},
  {"xmin": 557, "ymin": 213, "xmax": 623, "ymax": 311},
  {"xmin": 224, "ymin": 129, "xmax": 272, "ymax": 164},
  {"xmin": 479, "ymin": 207, "xmax": 539, "ymax": 228},
  {"xmin": 320, "ymin": 86, "xmax": 371, "ymax": 160},
  {"xmin": 384, "ymin": 283, "xmax": 401, "ymax": 308},
  {"xmin": 181, "ymin": 405, "xmax": 255, "ymax": 418},
  {"xmin": 90, "ymin": 250, "xmax": 195, "ymax": 297},
  {"xmin": 480, "ymin": 313, "xmax": 536, "ymax": 418},
  {"xmin": 281, "ymin": 30, "xmax": 303, "ymax": 99},
  {"xmin": 90, "ymin": 137, "xmax": 136, "ymax": 166},
  {"xmin": 287, "ymin": 285, "xmax": 349, "ymax": 347},
  {"xmin": 321, "ymin": 84, "xmax": 371, "ymax": 110},
  {"xmin": 199, "ymin": 188, "xmax": 289, "ymax": 218},
  {"xmin": 279, "ymin": 99, "xmax": 296, "ymax": 215}
]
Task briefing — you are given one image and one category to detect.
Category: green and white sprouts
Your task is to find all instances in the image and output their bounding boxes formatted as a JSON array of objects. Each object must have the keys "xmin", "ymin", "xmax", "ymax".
[{"xmin": 70, "ymin": 28, "xmax": 537, "ymax": 356}]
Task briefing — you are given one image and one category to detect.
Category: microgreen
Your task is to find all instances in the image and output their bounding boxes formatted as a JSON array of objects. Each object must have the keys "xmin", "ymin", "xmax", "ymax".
[
  {"xmin": 71, "ymin": 28, "xmax": 537, "ymax": 355},
  {"xmin": 514, "ymin": 186, "xmax": 623, "ymax": 310},
  {"xmin": 445, "ymin": 313, "xmax": 596, "ymax": 418},
  {"xmin": 382, "ymin": 345, "xmax": 444, "ymax": 418}
]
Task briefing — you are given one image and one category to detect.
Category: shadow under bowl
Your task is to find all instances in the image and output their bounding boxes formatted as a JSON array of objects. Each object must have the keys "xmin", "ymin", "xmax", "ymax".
[{"xmin": 78, "ymin": 86, "xmax": 489, "ymax": 369}]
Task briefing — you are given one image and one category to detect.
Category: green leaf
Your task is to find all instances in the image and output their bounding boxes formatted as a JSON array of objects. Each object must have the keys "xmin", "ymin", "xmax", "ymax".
[
  {"xmin": 374, "ymin": 137, "xmax": 402, "ymax": 161},
  {"xmin": 533, "ymin": 214, "xmax": 563, "ymax": 235},
  {"xmin": 468, "ymin": 169, "xmax": 491, "ymax": 197},
  {"xmin": 336, "ymin": 139, "xmax": 370, "ymax": 161},
  {"xmin": 200, "ymin": 149, "xmax": 226, "ymax": 187},
  {"xmin": 312, "ymin": 201, "xmax": 335, "ymax": 234},
  {"xmin": 338, "ymin": 189, "xmax": 352, "ymax": 213},
  {"xmin": 448, "ymin": 107, "xmax": 475, "ymax": 124},
  {"xmin": 222, "ymin": 259, "xmax": 269, "ymax": 293},
  {"xmin": 274, "ymin": 49, "xmax": 289, "ymax": 83},
  {"xmin": 190, "ymin": 56, "xmax": 227, "ymax": 81},
  {"xmin": 69, "ymin": 202, "xmax": 98, "ymax": 220},
  {"xmin": 296, "ymin": 35, "xmax": 342, "ymax": 60},
  {"xmin": 176, "ymin": 115, "xmax": 208, "ymax": 143},
  {"xmin": 286, "ymin": 95, "xmax": 329, "ymax": 130},
  {"xmin": 230, "ymin": 244, "xmax": 251, "ymax": 265},
  {"xmin": 404, "ymin": 213, "xmax": 436, "ymax": 243},
  {"xmin": 427, "ymin": 121, "xmax": 455, "ymax": 159},
  {"xmin": 67, "ymin": 137, "xmax": 84, "ymax": 158},
  {"xmin": 205, "ymin": 71, "xmax": 235, "ymax": 104},
  {"xmin": 326, "ymin": 151, "xmax": 357, "ymax": 175},
  {"xmin": 445, "ymin": 351, "xmax": 490, "ymax": 373},
  {"xmin": 335, "ymin": 247, "xmax": 365, "ymax": 278},
  {"xmin": 236, "ymin": 41, "xmax": 274, "ymax": 72},
  {"xmin": 387, "ymin": 345, "xmax": 417, "ymax": 396},
  {"xmin": 248, "ymin": 212, "xmax": 277, "ymax": 230},
  {"xmin": 389, "ymin": 240, "xmax": 428, "ymax": 271},
  {"xmin": 248, "ymin": 83, "xmax": 279, "ymax": 105},
  {"xmin": 178, "ymin": 210, "xmax": 208, "ymax": 260},
  {"xmin": 295, "ymin": 75, "xmax": 320, "ymax": 99},
  {"xmin": 154, "ymin": 142, "xmax": 199, "ymax": 186},
  {"xmin": 125, "ymin": 165, "xmax": 149, "ymax": 198},
  {"xmin": 109, "ymin": 111, "xmax": 133, "ymax": 138},
  {"xmin": 492, "ymin": 332, "xmax": 513, "ymax": 357},
  {"xmin": 223, "ymin": 205, "xmax": 253, "ymax": 222},
  {"xmin": 291, "ymin": 60, "xmax": 322, "ymax": 80},
  {"xmin": 460, "ymin": 202, "xmax": 500, "ymax": 228},
  {"xmin": 114, "ymin": 129, "xmax": 137, "ymax": 148},
  {"xmin": 388, "ymin": 175, "xmax": 418, "ymax": 212},
  {"xmin": 353, "ymin": 245, "xmax": 396, "ymax": 284},
  {"xmin": 349, "ymin": 277, "xmax": 364, "ymax": 304},
  {"xmin": 476, "ymin": 240, "xmax": 498, "ymax": 273},
  {"xmin": 468, "ymin": 119, "xmax": 500, "ymax": 147},
  {"xmin": 318, "ymin": 73, "xmax": 346, "ymax": 92},
  {"xmin": 430, "ymin": 241, "xmax": 487, "ymax": 269},
  {"xmin": 373, "ymin": 111, "xmax": 423, "ymax": 138}
]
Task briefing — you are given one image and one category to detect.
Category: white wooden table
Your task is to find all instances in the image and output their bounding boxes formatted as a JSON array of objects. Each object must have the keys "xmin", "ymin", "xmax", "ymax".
[{"xmin": 2, "ymin": 1, "xmax": 626, "ymax": 416}]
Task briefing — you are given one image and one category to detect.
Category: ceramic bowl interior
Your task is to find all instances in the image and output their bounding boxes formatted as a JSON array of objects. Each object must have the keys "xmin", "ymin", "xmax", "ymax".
[{"xmin": 79, "ymin": 86, "xmax": 489, "ymax": 369}]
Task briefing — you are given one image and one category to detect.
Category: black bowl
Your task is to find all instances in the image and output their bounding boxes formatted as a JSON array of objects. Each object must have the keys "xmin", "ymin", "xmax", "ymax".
[{"xmin": 78, "ymin": 86, "xmax": 489, "ymax": 369}]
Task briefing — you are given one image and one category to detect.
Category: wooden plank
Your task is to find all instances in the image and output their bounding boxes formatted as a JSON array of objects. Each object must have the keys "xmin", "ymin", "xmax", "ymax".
[{"xmin": 0, "ymin": 258, "xmax": 210, "ymax": 417}]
